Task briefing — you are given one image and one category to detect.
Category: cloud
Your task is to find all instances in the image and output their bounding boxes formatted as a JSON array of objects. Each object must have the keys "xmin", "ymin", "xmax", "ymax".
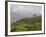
[{"xmin": 10, "ymin": 4, "xmax": 42, "ymax": 16}]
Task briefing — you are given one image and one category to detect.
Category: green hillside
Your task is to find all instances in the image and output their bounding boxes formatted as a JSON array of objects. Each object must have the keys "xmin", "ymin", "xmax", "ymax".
[{"xmin": 11, "ymin": 16, "xmax": 42, "ymax": 32}]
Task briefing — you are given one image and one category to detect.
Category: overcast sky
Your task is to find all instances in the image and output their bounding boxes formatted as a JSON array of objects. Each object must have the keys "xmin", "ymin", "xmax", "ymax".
[
  {"xmin": 10, "ymin": 4, "xmax": 42, "ymax": 22},
  {"xmin": 11, "ymin": 4, "xmax": 42, "ymax": 14}
]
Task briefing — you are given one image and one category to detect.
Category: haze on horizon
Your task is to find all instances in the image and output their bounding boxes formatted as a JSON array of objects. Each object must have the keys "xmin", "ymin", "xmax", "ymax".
[{"xmin": 10, "ymin": 4, "xmax": 42, "ymax": 23}]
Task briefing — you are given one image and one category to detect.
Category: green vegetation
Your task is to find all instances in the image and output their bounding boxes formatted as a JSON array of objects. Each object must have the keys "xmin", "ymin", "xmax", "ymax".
[{"xmin": 11, "ymin": 15, "xmax": 42, "ymax": 32}]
